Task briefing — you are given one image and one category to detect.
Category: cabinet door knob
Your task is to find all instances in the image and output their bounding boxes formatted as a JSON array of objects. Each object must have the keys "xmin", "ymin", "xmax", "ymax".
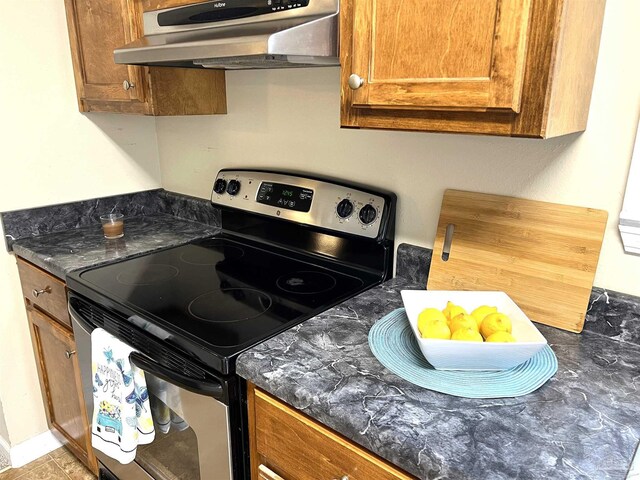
[
  {"xmin": 332, "ymin": 476, "xmax": 349, "ymax": 480},
  {"xmin": 348, "ymin": 74, "xmax": 364, "ymax": 90},
  {"xmin": 123, "ymin": 80, "xmax": 135, "ymax": 91},
  {"xmin": 65, "ymin": 350, "xmax": 76, "ymax": 359},
  {"xmin": 32, "ymin": 286, "xmax": 51, "ymax": 298}
]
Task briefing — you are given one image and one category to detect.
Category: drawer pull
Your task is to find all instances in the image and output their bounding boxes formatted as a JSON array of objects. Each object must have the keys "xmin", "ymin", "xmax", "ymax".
[
  {"xmin": 65, "ymin": 350, "xmax": 76, "ymax": 359},
  {"xmin": 32, "ymin": 286, "xmax": 52, "ymax": 298},
  {"xmin": 333, "ymin": 477, "xmax": 349, "ymax": 480}
]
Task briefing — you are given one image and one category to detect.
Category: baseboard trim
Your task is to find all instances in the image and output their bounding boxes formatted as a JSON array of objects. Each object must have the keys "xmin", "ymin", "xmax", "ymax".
[{"xmin": 0, "ymin": 430, "xmax": 62, "ymax": 468}]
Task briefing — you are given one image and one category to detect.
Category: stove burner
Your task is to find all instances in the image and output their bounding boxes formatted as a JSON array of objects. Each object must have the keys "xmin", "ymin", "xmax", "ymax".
[
  {"xmin": 179, "ymin": 240, "xmax": 245, "ymax": 266},
  {"xmin": 188, "ymin": 288, "xmax": 272, "ymax": 323},
  {"xmin": 276, "ymin": 271, "xmax": 337, "ymax": 295},
  {"xmin": 116, "ymin": 264, "xmax": 179, "ymax": 286}
]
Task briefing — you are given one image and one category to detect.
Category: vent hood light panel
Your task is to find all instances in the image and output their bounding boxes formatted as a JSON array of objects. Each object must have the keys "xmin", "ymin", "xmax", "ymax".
[{"xmin": 114, "ymin": 0, "xmax": 339, "ymax": 70}]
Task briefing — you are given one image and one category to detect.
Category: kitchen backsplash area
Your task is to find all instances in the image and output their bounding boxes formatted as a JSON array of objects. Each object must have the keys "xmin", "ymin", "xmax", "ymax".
[
  {"xmin": 1, "ymin": 190, "xmax": 221, "ymax": 252},
  {"xmin": 7, "ymin": 186, "xmax": 638, "ymax": 350}
]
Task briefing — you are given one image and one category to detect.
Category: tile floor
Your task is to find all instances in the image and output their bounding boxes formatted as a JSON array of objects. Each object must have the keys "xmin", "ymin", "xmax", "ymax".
[
  {"xmin": 0, "ymin": 447, "xmax": 95, "ymax": 480},
  {"xmin": 0, "ymin": 452, "xmax": 9, "ymax": 473}
]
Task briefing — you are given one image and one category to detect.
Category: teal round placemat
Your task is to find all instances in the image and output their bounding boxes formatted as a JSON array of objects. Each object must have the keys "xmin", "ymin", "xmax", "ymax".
[{"xmin": 368, "ymin": 308, "xmax": 557, "ymax": 398}]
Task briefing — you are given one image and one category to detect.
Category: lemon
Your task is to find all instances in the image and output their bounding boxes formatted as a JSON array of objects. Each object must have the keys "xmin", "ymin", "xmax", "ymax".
[
  {"xmin": 471, "ymin": 305, "xmax": 498, "ymax": 328},
  {"xmin": 451, "ymin": 328, "xmax": 483, "ymax": 342},
  {"xmin": 442, "ymin": 302, "xmax": 467, "ymax": 324},
  {"xmin": 450, "ymin": 313, "xmax": 479, "ymax": 334},
  {"xmin": 480, "ymin": 312, "xmax": 512, "ymax": 339},
  {"xmin": 419, "ymin": 320, "xmax": 451, "ymax": 340},
  {"xmin": 448, "ymin": 305, "xmax": 467, "ymax": 322},
  {"xmin": 442, "ymin": 301, "xmax": 456, "ymax": 321},
  {"xmin": 417, "ymin": 308, "xmax": 447, "ymax": 332},
  {"xmin": 485, "ymin": 331, "xmax": 516, "ymax": 343},
  {"xmin": 417, "ymin": 308, "xmax": 449, "ymax": 339}
]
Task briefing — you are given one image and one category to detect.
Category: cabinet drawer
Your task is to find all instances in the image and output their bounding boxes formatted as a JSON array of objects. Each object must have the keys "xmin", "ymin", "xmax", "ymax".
[
  {"xmin": 17, "ymin": 258, "xmax": 70, "ymax": 328},
  {"xmin": 253, "ymin": 387, "xmax": 414, "ymax": 480}
]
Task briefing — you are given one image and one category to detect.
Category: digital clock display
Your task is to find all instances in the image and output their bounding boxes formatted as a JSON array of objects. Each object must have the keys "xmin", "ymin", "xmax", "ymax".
[{"xmin": 256, "ymin": 182, "xmax": 314, "ymax": 212}]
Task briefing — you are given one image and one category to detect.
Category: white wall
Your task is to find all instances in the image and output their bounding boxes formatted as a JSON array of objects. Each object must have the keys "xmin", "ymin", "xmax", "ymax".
[
  {"xmin": 157, "ymin": 0, "xmax": 640, "ymax": 296},
  {"xmin": 0, "ymin": 2, "xmax": 161, "ymax": 446}
]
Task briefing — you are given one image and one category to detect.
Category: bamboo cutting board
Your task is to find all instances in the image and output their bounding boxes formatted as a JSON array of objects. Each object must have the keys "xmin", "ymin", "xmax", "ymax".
[{"xmin": 427, "ymin": 190, "xmax": 608, "ymax": 333}]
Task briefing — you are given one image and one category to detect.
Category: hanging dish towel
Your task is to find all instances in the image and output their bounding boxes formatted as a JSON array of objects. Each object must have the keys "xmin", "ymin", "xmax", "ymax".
[
  {"xmin": 91, "ymin": 328, "xmax": 155, "ymax": 464},
  {"xmin": 149, "ymin": 397, "xmax": 189, "ymax": 434}
]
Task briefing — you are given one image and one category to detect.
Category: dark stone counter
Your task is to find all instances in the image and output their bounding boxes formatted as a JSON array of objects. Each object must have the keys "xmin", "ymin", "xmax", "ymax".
[
  {"xmin": 237, "ymin": 276, "xmax": 640, "ymax": 479},
  {"xmin": 12, "ymin": 214, "xmax": 219, "ymax": 279}
]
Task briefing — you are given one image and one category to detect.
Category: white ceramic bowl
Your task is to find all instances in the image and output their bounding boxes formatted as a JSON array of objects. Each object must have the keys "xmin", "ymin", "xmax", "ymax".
[{"xmin": 401, "ymin": 290, "xmax": 547, "ymax": 370}]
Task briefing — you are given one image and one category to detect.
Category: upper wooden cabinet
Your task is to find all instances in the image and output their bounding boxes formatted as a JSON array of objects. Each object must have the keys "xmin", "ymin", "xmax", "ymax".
[
  {"xmin": 63, "ymin": 0, "xmax": 227, "ymax": 115},
  {"xmin": 350, "ymin": 0, "xmax": 531, "ymax": 113},
  {"xmin": 341, "ymin": 0, "xmax": 607, "ymax": 138}
]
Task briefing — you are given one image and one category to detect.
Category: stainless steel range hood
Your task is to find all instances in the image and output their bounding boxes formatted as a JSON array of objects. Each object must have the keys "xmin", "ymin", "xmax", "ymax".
[{"xmin": 114, "ymin": 0, "xmax": 339, "ymax": 70}]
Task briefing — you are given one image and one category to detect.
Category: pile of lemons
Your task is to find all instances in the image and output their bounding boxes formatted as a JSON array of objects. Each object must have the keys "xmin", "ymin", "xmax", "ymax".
[{"xmin": 417, "ymin": 301, "xmax": 515, "ymax": 342}]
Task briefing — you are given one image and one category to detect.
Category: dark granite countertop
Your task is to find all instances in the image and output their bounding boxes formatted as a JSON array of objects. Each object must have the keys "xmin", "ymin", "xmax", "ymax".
[
  {"xmin": 237, "ymin": 276, "xmax": 640, "ymax": 480},
  {"xmin": 12, "ymin": 214, "xmax": 220, "ymax": 279}
]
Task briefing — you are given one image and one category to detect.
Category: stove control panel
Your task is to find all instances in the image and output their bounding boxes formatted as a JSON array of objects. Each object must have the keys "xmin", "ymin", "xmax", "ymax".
[{"xmin": 211, "ymin": 170, "xmax": 388, "ymax": 239}]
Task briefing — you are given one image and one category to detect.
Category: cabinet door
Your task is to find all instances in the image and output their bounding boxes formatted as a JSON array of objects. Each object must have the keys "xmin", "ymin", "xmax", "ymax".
[
  {"xmin": 64, "ymin": 0, "xmax": 148, "ymax": 110},
  {"xmin": 28, "ymin": 307, "xmax": 97, "ymax": 472},
  {"xmin": 348, "ymin": 0, "xmax": 532, "ymax": 113},
  {"xmin": 250, "ymin": 386, "xmax": 414, "ymax": 480}
]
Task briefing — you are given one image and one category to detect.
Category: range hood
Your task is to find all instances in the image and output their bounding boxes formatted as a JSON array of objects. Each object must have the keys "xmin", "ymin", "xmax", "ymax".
[{"xmin": 114, "ymin": 0, "xmax": 339, "ymax": 70}]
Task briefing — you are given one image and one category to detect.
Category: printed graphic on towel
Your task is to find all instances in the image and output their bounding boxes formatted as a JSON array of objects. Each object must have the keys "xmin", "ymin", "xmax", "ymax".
[
  {"xmin": 94, "ymin": 347, "xmax": 128, "ymax": 441},
  {"xmin": 97, "ymin": 400, "xmax": 123, "ymax": 436}
]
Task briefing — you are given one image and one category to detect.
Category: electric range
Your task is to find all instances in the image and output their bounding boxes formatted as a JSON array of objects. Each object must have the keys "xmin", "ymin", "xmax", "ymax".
[{"xmin": 67, "ymin": 169, "xmax": 396, "ymax": 480}]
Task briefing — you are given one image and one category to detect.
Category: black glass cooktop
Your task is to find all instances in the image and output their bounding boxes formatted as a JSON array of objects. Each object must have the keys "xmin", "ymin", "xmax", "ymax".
[{"xmin": 71, "ymin": 236, "xmax": 376, "ymax": 373}]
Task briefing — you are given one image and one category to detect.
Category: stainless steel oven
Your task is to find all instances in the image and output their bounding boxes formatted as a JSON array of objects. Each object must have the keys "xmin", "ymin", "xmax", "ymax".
[
  {"xmin": 70, "ymin": 298, "xmax": 240, "ymax": 480},
  {"xmin": 66, "ymin": 169, "xmax": 396, "ymax": 480}
]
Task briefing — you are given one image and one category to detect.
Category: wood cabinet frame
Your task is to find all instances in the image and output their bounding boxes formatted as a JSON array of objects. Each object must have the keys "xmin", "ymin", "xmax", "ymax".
[{"xmin": 341, "ymin": 0, "xmax": 607, "ymax": 138}]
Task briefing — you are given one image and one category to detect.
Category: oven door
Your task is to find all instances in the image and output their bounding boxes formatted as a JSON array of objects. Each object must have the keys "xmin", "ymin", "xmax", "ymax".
[{"xmin": 70, "ymin": 303, "xmax": 233, "ymax": 480}]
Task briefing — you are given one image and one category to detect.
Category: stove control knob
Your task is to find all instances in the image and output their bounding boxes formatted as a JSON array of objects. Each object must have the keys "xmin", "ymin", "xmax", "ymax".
[
  {"xmin": 359, "ymin": 204, "xmax": 377, "ymax": 225},
  {"xmin": 213, "ymin": 178, "xmax": 227, "ymax": 195},
  {"xmin": 336, "ymin": 199, "xmax": 354, "ymax": 218},
  {"xmin": 226, "ymin": 179, "xmax": 241, "ymax": 196}
]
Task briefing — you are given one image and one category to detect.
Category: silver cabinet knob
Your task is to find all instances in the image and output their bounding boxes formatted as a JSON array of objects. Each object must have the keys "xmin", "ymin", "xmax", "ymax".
[
  {"xmin": 65, "ymin": 350, "xmax": 76, "ymax": 359},
  {"xmin": 332, "ymin": 476, "xmax": 349, "ymax": 480},
  {"xmin": 348, "ymin": 74, "xmax": 364, "ymax": 90},
  {"xmin": 32, "ymin": 286, "xmax": 51, "ymax": 298},
  {"xmin": 123, "ymin": 80, "xmax": 135, "ymax": 91}
]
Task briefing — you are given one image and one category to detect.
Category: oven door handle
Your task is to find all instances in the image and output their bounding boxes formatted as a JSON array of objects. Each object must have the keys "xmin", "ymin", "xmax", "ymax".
[{"xmin": 129, "ymin": 352, "xmax": 224, "ymax": 400}]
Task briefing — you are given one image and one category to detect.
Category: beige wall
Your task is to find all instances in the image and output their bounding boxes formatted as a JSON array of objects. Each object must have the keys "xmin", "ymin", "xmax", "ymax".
[
  {"xmin": 0, "ymin": 2, "xmax": 160, "ymax": 446},
  {"xmin": 157, "ymin": 0, "xmax": 640, "ymax": 296}
]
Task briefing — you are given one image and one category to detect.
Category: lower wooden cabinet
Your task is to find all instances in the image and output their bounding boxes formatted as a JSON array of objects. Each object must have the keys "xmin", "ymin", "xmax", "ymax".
[
  {"xmin": 17, "ymin": 258, "xmax": 97, "ymax": 475},
  {"xmin": 247, "ymin": 383, "xmax": 415, "ymax": 480}
]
